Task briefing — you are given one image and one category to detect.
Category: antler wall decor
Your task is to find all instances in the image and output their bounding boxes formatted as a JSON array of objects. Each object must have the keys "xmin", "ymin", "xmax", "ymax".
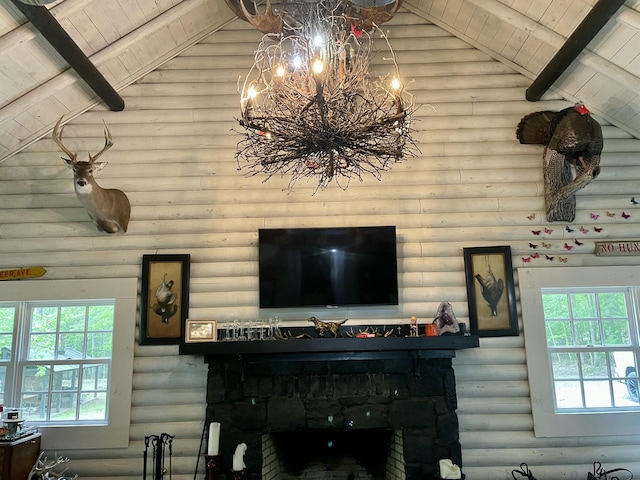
[{"xmin": 227, "ymin": 0, "xmax": 418, "ymax": 192}]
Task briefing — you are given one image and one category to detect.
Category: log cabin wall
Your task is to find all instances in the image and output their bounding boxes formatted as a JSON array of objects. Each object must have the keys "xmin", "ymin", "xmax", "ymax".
[{"xmin": 1, "ymin": 10, "xmax": 640, "ymax": 480}]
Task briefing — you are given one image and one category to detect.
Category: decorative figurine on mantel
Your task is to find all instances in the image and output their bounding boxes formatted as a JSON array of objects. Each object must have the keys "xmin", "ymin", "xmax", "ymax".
[
  {"xmin": 308, "ymin": 316, "xmax": 347, "ymax": 337},
  {"xmin": 433, "ymin": 302, "xmax": 460, "ymax": 335}
]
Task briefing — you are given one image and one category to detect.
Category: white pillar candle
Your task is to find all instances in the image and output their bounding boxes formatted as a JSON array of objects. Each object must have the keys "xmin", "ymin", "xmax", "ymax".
[{"xmin": 207, "ymin": 422, "xmax": 220, "ymax": 455}]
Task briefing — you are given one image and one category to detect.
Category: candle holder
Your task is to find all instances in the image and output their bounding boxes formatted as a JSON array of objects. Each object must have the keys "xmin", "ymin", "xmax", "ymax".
[{"xmin": 204, "ymin": 454, "xmax": 220, "ymax": 480}]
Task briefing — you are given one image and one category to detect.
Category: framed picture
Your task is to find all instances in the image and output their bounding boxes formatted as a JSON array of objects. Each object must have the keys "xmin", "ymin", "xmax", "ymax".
[
  {"xmin": 185, "ymin": 319, "xmax": 217, "ymax": 343},
  {"xmin": 463, "ymin": 246, "xmax": 518, "ymax": 337},
  {"xmin": 139, "ymin": 254, "xmax": 190, "ymax": 345}
]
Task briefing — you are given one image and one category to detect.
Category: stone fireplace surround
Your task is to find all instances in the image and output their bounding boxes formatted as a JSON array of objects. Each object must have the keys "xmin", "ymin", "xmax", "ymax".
[{"xmin": 199, "ymin": 333, "xmax": 477, "ymax": 480}]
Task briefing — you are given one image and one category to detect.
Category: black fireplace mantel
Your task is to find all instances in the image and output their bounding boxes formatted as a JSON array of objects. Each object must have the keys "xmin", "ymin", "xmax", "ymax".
[{"xmin": 179, "ymin": 334, "xmax": 479, "ymax": 361}]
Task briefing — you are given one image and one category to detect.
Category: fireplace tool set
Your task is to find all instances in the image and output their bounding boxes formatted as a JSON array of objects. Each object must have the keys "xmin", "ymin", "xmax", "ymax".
[{"xmin": 143, "ymin": 432, "xmax": 174, "ymax": 480}]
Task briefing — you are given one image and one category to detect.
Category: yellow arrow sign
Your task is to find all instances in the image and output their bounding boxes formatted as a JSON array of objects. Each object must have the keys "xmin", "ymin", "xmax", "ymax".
[{"xmin": 0, "ymin": 267, "xmax": 47, "ymax": 281}]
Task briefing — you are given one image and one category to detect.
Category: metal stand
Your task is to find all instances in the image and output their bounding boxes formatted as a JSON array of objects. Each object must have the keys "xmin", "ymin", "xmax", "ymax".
[
  {"xmin": 204, "ymin": 455, "xmax": 219, "ymax": 480},
  {"xmin": 143, "ymin": 432, "xmax": 174, "ymax": 480}
]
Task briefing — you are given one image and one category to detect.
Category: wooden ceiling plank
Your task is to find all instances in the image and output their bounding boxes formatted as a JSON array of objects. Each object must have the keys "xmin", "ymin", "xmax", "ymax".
[
  {"xmin": 441, "ymin": 0, "xmax": 464, "ymax": 25},
  {"xmin": 13, "ymin": 110, "xmax": 46, "ymax": 134},
  {"xmin": 464, "ymin": 5, "xmax": 489, "ymax": 39},
  {"xmin": 525, "ymin": 0, "xmax": 553, "ymax": 22},
  {"xmin": 610, "ymin": 32, "xmax": 640, "ymax": 67},
  {"xmin": 514, "ymin": 36, "xmax": 544, "ymax": 68},
  {"xmin": 492, "ymin": 22, "xmax": 516, "ymax": 54},
  {"xmin": 554, "ymin": 0, "xmax": 590, "ymax": 36},
  {"xmin": 116, "ymin": 0, "xmax": 147, "ymax": 27},
  {"xmin": 83, "ymin": 2, "xmax": 122, "ymax": 45},
  {"xmin": 539, "ymin": 0, "xmax": 572, "ymax": 30},
  {"xmin": 476, "ymin": 13, "xmax": 502, "ymax": 48},
  {"xmin": 167, "ymin": 17, "xmax": 188, "ymax": 45},
  {"xmin": 67, "ymin": 10, "xmax": 106, "ymax": 54},
  {"xmin": 453, "ymin": 3, "xmax": 475, "ymax": 32},
  {"xmin": 137, "ymin": 0, "xmax": 162, "ymax": 21},
  {"xmin": 429, "ymin": 0, "xmax": 448, "ymax": 18}
]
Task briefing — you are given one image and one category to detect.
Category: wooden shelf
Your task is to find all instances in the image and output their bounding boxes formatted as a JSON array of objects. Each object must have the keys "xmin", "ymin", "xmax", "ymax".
[{"xmin": 179, "ymin": 334, "xmax": 479, "ymax": 360}]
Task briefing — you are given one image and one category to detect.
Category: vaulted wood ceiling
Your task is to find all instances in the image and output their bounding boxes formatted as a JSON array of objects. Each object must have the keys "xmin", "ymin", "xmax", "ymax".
[{"xmin": 1, "ymin": 0, "xmax": 639, "ymax": 163}]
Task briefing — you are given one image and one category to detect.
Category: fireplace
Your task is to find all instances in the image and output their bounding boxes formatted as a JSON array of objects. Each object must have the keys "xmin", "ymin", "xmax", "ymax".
[{"xmin": 202, "ymin": 336, "xmax": 474, "ymax": 480}]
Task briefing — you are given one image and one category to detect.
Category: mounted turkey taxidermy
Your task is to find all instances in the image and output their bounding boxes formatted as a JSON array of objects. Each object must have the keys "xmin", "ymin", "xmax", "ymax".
[
  {"xmin": 53, "ymin": 117, "xmax": 131, "ymax": 234},
  {"xmin": 516, "ymin": 103, "xmax": 602, "ymax": 222}
]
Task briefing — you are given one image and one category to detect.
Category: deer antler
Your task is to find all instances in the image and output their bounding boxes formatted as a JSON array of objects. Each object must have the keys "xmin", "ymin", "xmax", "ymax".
[
  {"xmin": 52, "ymin": 116, "xmax": 77, "ymax": 162},
  {"xmin": 29, "ymin": 452, "xmax": 78, "ymax": 479},
  {"xmin": 224, "ymin": 0, "xmax": 284, "ymax": 35},
  {"xmin": 346, "ymin": 0, "xmax": 404, "ymax": 32},
  {"xmin": 89, "ymin": 121, "xmax": 114, "ymax": 163},
  {"xmin": 224, "ymin": 0, "xmax": 402, "ymax": 35}
]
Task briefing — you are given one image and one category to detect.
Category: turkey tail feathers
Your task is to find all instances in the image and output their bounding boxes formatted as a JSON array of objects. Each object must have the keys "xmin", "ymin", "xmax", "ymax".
[{"xmin": 516, "ymin": 111, "xmax": 556, "ymax": 145}]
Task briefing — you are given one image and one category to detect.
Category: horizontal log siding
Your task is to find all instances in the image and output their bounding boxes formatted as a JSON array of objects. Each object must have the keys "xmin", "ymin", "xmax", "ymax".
[{"xmin": 1, "ymin": 10, "xmax": 640, "ymax": 480}]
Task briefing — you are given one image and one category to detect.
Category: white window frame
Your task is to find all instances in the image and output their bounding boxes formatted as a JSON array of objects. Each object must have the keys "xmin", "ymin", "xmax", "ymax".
[
  {"xmin": 0, "ymin": 278, "xmax": 136, "ymax": 450},
  {"xmin": 519, "ymin": 266, "xmax": 640, "ymax": 437}
]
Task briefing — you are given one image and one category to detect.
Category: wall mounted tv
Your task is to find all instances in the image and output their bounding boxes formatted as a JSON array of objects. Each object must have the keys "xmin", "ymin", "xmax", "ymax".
[{"xmin": 258, "ymin": 226, "xmax": 399, "ymax": 308}]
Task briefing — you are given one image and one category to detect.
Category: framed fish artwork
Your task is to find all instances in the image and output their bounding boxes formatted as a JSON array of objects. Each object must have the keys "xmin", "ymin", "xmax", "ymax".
[
  {"xmin": 139, "ymin": 254, "xmax": 191, "ymax": 345},
  {"xmin": 463, "ymin": 246, "xmax": 518, "ymax": 337}
]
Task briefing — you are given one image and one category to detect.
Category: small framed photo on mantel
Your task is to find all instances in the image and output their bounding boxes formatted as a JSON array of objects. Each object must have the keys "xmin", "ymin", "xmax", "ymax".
[
  {"xmin": 185, "ymin": 320, "xmax": 217, "ymax": 343},
  {"xmin": 463, "ymin": 246, "xmax": 518, "ymax": 337},
  {"xmin": 139, "ymin": 254, "xmax": 190, "ymax": 345}
]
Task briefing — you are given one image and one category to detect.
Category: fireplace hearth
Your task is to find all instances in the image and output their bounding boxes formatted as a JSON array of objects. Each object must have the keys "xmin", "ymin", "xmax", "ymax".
[{"xmin": 202, "ymin": 336, "xmax": 477, "ymax": 480}]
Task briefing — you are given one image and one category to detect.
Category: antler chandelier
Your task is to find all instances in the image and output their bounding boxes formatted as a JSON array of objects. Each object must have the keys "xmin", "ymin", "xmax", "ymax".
[{"xmin": 230, "ymin": 0, "xmax": 418, "ymax": 191}]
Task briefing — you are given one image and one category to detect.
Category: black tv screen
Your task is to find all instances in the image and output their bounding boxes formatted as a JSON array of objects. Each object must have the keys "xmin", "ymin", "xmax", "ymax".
[{"xmin": 259, "ymin": 226, "xmax": 399, "ymax": 308}]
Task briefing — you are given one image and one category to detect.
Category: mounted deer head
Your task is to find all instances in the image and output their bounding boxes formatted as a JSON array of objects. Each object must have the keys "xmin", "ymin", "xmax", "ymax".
[
  {"xmin": 223, "ymin": 0, "xmax": 403, "ymax": 35},
  {"xmin": 53, "ymin": 116, "xmax": 131, "ymax": 234}
]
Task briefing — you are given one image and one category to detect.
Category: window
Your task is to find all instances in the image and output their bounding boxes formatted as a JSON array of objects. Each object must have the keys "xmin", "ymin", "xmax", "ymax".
[
  {"xmin": 519, "ymin": 267, "xmax": 640, "ymax": 437},
  {"xmin": 0, "ymin": 279, "xmax": 136, "ymax": 449}
]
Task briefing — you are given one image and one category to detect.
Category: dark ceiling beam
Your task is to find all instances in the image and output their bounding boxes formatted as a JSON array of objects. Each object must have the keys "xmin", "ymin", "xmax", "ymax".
[
  {"xmin": 10, "ymin": 0, "xmax": 125, "ymax": 111},
  {"xmin": 526, "ymin": 0, "xmax": 626, "ymax": 102}
]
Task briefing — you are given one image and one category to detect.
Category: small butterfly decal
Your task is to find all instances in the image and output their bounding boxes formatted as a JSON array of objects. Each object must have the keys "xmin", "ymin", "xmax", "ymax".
[
  {"xmin": 632, "ymin": 196, "xmax": 639, "ymax": 205},
  {"xmin": 559, "ymin": 257, "xmax": 568, "ymax": 263},
  {"xmin": 529, "ymin": 242, "xmax": 538, "ymax": 249},
  {"xmin": 542, "ymin": 242, "xmax": 552, "ymax": 249},
  {"xmin": 566, "ymin": 226, "xmax": 574, "ymax": 233},
  {"xmin": 522, "ymin": 257, "xmax": 531, "ymax": 263},
  {"xmin": 527, "ymin": 213, "xmax": 536, "ymax": 220},
  {"xmin": 594, "ymin": 227, "xmax": 603, "ymax": 232},
  {"xmin": 531, "ymin": 253, "xmax": 540, "ymax": 259},
  {"xmin": 607, "ymin": 211, "xmax": 615, "ymax": 217},
  {"xmin": 545, "ymin": 255, "xmax": 555, "ymax": 261},
  {"xmin": 564, "ymin": 243, "xmax": 573, "ymax": 251},
  {"xmin": 574, "ymin": 239, "xmax": 583, "ymax": 246},
  {"xmin": 622, "ymin": 212, "xmax": 631, "ymax": 219},
  {"xmin": 590, "ymin": 213, "xmax": 599, "ymax": 220},
  {"xmin": 544, "ymin": 227, "xmax": 553, "ymax": 234},
  {"xmin": 580, "ymin": 226, "xmax": 589, "ymax": 234},
  {"xmin": 532, "ymin": 230, "xmax": 541, "ymax": 235}
]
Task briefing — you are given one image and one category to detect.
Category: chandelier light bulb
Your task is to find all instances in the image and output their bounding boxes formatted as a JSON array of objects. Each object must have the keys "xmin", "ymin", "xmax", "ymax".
[
  {"xmin": 293, "ymin": 56, "xmax": 303, "ymax": 69},
  {"xmin": 313, "ymin": 34, "xmax": 323, "ymax": 47},
  {"xmin": 312, "ymin": 58, "xmax": 324, "ymax": 75},
  {"xmin": 391, "ymin": 77, "xmax": 401, "ymax": 90},
  {"xmin": 276, "ymin": 65, "xmax": 286, "ymax": 77},
  {"xmin": 247, "ymin": 86, "xmax": 258, "ymax": 99}
]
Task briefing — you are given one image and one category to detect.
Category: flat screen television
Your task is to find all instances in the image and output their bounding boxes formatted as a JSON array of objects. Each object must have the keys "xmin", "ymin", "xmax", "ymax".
[{"xmin": 258, "ymin": 226, "xmax": 399, "ymax": 308}]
